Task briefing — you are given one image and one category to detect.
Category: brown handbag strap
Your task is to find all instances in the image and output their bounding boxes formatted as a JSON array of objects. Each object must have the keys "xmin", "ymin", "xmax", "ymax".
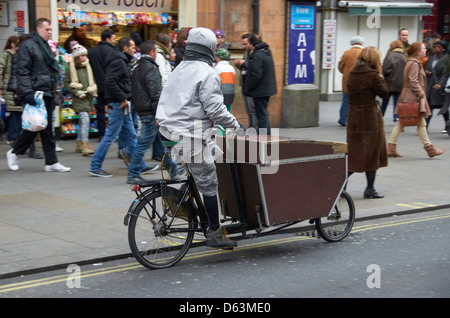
[{"xmin": 399, "ymin": 61, "xmax": 417, "ymax": 102}]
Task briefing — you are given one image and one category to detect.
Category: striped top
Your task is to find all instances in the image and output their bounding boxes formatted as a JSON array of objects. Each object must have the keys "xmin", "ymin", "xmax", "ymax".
[{"xmin": 214, "ymin": 61, "xmax": 236, "ymax": 105}]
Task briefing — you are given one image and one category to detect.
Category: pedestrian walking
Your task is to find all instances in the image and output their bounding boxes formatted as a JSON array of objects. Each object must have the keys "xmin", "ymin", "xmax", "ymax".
[
  {"xmin": 387, "ymin": 42, "xmax": 446, "ymax": 158},
  {"xmin": 425, "ymin": 39, "xmax": 448, "ymax": 131},
  {"xmin": 6, "ymin": 18, "xmax": 70, "ymax": 172},
  {"xmin": 89, "ymin": 37, "xmax": 138, "ymax": 177},
  {"xmin": 381, "ymin": 40, "xmax": 406, "ymax": 122},
  {"xmin": 346, "ymin": 46, "xmax": 388, "ymax": 199},
  {"xmin": 127, "ymin": 40, "xmax": 184, "ymax": 184},
  {"xmin": 337, "ymin": 35, "xmax": 364, "ymax": 127},
  {"xmin": 88, "ymin": 29, "xmax": 116, "ymax": 141}
]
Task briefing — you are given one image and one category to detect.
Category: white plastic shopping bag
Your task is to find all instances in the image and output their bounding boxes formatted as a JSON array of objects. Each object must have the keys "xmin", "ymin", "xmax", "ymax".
[{"xmin": 22, "ymin": 91, "xmax": 48, "ymax": 132}]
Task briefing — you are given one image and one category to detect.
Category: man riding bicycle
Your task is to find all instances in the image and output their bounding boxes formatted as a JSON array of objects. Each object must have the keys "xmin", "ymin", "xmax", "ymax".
[{"xmin": 156, "ymin": 27, "xmax": 242, "ymax": 249}]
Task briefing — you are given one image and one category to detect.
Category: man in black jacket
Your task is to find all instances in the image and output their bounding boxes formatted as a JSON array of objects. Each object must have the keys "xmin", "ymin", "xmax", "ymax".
[
  {"xmin": 89, "ymin": 37, "xmax": 138, "ymax": 177},
  {"xmin": 126, "ymin": 40, "xmax": 183, "ymax": 184},
  {"xmin": 6, "ymin": 18, "xmax": 70, "ymax": 172},
  {"xmin": 243, "ymin": 34, "xmax": 277, "ymax": 135},
  {"xmin": 88, "ymin": 29, "xmax": 116, "ymax": 139}
]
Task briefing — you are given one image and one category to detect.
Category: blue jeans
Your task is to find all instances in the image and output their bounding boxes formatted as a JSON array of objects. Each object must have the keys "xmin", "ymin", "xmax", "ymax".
[
  {"xmin": 254, "ymin": 96, "xmax": 271, "ymax": 135},
  {"xmin": 90, "ymin": 103, "xmax": 139, "ymax": 171},
  {"xmin": 381, "ymin": 92, "xmax": 400, "ymax": 121},
  {"xmin": 339, "ymin": 92, "xmax": 348, "ymax": 125},
  {"xmin": 127, "ymin": 115, "xmax": 178, "ymax": 178}
]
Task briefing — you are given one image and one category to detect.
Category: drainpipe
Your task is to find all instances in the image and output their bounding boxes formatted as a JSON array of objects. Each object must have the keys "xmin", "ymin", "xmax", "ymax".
[
  {"xmin": 253, "ymin": 0, "xmax": 260, "ymax": 34},
  {"xmin": 220, "ymin": 0, "xmax": 225, "ymax": 31},
  {"xmin": 28, "ymin": 0, "xmax": 36, "ymax": 31}
]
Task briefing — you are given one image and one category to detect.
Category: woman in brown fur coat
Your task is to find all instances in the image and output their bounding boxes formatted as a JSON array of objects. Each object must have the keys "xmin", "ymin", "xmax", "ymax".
[{"xmin": 346, "ymin": 46, "xmax": 388, "ymax": 199}]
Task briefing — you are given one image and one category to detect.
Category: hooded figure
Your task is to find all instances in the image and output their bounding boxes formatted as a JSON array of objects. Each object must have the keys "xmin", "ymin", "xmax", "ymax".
[
  {"xmin": 156, "ymin": 27, "xmax": 239, "ymax": 140},
  {"xmin": 156, "ymin": 27, "xmax": 241, "ymax": 249}
]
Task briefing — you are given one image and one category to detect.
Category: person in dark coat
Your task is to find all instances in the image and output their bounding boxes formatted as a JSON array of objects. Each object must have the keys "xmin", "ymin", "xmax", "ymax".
[
  {"xmin": 242, "ymin": 34, "xmax": 277, "ymax": 135},
  {"xmin": 89, "ymin": 37, "xmax": 138, "ymax": 178},
  {"xmin": 87, "ymin": 29, "xmax": 116, "ymax": 139},
  {"xmin": 425, "ymin": 39, "xmax": 448, "ymax": 131},
  {"xmin": 6, "ymin": 18, "xmax": 70, "ymax": 172},
  {"xmin": 381, "ymin": 40, "xmax": 406, "ymax": 121},
  {"xmin": 127, "ymin": 40, "xmax": 183, "ymax": 184},
  {"xmin": 346, "ymin": 46, "xmax": 389, "ymax": 199}
]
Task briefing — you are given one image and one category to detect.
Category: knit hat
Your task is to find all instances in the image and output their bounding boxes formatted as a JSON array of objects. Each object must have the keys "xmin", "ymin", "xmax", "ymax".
[
  {"xmin": 216, "ymin": 48, "xmax": 230, "ymax": 60},
  {"xmin": 71, "ymin": 44, "xmax": 87, "ymax": 58},
  {"xmin": 214, "ymin": 29, "xmax": 225, "ymax": 38},
  {"xmin": 350, "ymin": 35, "xmax": 364, "ymax": 46}
]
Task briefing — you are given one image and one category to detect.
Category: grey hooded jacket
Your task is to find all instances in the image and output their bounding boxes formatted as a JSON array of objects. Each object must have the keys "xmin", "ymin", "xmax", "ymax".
[{"xmin": 156, "ymin": 27, "xmax": 239, "ymax": 140}]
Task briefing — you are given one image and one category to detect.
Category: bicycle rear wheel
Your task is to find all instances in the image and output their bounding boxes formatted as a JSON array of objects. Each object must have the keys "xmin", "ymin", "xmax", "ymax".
[
  {"xmin": 315, "ymin": 190, "xmax": 355, "ymax": 242},
  {"xmin": 128, "ymin": 187, "xmax": 196, "ymax": 269}
]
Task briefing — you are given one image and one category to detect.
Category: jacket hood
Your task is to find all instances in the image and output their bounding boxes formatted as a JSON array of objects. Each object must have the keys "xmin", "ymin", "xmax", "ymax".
[
  {"xmin": 254, "ymin": 42, "xmax": 272, "ymax": 56},
  {"xmin": 186, "ymin": 28, "xmax": 217, "ymax": 56}
]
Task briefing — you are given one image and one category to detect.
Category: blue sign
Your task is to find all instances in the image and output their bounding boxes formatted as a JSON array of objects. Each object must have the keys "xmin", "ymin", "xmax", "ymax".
[
  {"xmin": 287, "ymin": 3, "xmax": 316, "ymax": 85},
  {"xmin": 291, "ymin": 4, "xmax": 314, "ymax": 30}
]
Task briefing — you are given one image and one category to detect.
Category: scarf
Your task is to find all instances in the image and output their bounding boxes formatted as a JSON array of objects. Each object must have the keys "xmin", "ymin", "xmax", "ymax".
[
  {"xmin": 32, "ymin": 32, "xmax": 59, "ymax": 82},
  {"xmin": 183, "ymin": 43, "xmax": 215, "ymax": 66},
  {"xmin": 69, "ymin": 58, "xmax": 97, "ymax": 95}
]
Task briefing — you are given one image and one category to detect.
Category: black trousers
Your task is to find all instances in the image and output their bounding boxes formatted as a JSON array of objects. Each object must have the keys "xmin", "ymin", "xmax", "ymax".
[
  {"xmin": 13, "ymin": 96, "xmax": 58, "ymax": 165},
  {"xmin": 95, "ymin": 92, "xmax": 107, "ymax": 137}
]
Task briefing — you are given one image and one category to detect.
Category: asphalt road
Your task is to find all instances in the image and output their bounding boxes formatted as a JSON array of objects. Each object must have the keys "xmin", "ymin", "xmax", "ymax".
[{"xmin": 1, "ymin": 209, "xmax": 449, "ymax": 301}]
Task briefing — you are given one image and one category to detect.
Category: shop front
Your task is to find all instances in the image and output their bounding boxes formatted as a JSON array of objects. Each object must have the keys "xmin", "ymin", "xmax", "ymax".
[
  {"xmin": 55, "ymin": 0, "xmax": 179, "ymax": 138},
  {"xmin": 56, "ymin": 0, "xmax": 178, "ymax": 48}
]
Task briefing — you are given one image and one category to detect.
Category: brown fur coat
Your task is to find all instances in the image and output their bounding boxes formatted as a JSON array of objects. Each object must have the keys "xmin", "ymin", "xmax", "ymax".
[{"xmin": 346, "ymin": 62, "xmax": 389, "ymax": 172}]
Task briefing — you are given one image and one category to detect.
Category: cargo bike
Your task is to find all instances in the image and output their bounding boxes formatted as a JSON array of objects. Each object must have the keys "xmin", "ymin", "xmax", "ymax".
[{"xmin": 124, "ymin": 130, "xmax": 355, "ymax": 270}]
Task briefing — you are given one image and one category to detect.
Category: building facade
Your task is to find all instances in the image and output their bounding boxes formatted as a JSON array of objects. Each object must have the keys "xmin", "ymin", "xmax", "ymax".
[{"xmin": 0, "ymin": 0, "xmax": 438, "ymax": 128}]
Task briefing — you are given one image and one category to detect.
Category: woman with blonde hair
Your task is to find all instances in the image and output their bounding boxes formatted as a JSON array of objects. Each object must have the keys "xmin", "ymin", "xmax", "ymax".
[
  {"xmin": 346, "ymin": 46, "xmax": 389, "ymax": 199},
  {"xmin": 387, "ymin": 42, "xmax": 445, "ymax": 158}
]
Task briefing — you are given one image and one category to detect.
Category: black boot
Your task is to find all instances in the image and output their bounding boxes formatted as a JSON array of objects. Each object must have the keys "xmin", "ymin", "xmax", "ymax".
[{"xmin": 364, "ymin": 188, "xmax": 384, "ymax": 199}]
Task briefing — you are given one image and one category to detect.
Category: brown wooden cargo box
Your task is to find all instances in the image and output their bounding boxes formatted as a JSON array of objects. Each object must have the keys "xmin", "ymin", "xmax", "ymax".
[{"xmin": 215, "ymin": 135, "xmax": 348, "ymax": 227}]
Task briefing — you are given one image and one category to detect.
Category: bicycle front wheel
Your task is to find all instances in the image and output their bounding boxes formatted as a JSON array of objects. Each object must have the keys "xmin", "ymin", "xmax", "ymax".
[
  {"xmin": 128, "ymin": 188, "xmax": 196, "ymax": 269},
  {"xmin": 315, "ymin": 190, "xmax": 355, "ymax": 242}
]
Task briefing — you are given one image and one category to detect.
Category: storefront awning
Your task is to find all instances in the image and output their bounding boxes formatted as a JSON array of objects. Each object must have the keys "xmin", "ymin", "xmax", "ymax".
[{"xmin": 337, "ymin": 1, "xmax": 433, "ymax": 16}]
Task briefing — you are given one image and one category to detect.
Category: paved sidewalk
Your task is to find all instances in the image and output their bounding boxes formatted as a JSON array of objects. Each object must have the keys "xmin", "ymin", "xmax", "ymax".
[{"xmin": 1, "ymin": 101, "xmax": 449, "ymax": 277}]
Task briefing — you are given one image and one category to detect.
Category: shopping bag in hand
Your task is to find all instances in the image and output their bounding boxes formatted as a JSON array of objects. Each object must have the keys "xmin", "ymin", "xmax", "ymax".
[{"xmin": 22, "ymin": 91, "xmax": 48, "ymax": 132}]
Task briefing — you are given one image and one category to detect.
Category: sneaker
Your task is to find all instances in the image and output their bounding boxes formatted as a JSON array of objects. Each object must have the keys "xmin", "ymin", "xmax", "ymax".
[
  {"xmin": 89, "ymin": 169, "xmax": 112, "ymax": 178},
  {"xmin": 45, "ymin": 162, "xmax": 71, "ymax": 172},
  {"xmin": 55, "ymin": 144, "xmax": 63, "ymax": 152},
  {"xmin": 6, "ymin": 149, "xmax": 19, "ymax": 171},
  {"xmin": 441, "ymin": 129, "xmax": 447, "ymax": 134},
  {"xmin": 205, "ymin": 227, "xmax": 237, "ymax": 250},
  {"xmin": 127, "ymin": 176, "xmax": 148, "ymax": 184},
  {"xmin": 141, "ymin": 164, "xmax": 159, "ymax": 174},
  {"xmin": 119, "ymin": 149, "xmax": 130, "ymax": 167},
  {"xmin": 170, "ymin": 166, "xmax": 186, "ymax": 180}
]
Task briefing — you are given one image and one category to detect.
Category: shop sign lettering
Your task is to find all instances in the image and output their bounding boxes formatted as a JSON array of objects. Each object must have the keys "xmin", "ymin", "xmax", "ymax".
[{"xmin": 57, "ymin": 0, "xmax": 172, "ymax": 13}]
